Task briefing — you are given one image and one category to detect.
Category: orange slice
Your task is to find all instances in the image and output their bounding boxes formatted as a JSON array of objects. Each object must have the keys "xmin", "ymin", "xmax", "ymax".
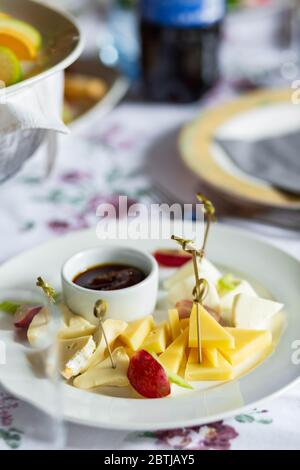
[{"xmin": 0, "ymin": 18, "xmax": 41, "ymax": 60}]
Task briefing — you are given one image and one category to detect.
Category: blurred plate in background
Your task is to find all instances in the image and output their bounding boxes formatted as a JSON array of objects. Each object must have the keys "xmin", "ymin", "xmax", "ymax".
[{"xmin": 180, "ymin": 88, "xmax": 300, "ymax": 213}]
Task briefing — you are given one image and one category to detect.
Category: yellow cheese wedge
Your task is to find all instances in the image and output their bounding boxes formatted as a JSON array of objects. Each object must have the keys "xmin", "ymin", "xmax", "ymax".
[
  {"xmin": 60, "ymin": 303, "xmax": 85, "ymax": 327},
  {"xmin": 159, "ymin": 328, "xmax": 189, "ymax": 374},
  {"xmin": 178, "ymin": 350, "xmax": 188, "ymax": 378},
  {"xmin": 185, "ymin": 349, "xmax": 233, "ymax": 382},
  {"xmin": 58, "ymin": 315, "xmax": 96, "ymax": 340},
  {"xmin": 168, "ymin": 309, "xmax": 181, "ymax": 341},
  {"xmin": 123, "ymin": 347, "xmax": 135, "ymax": 359},
  {"xmin": 180, "ymin": 318, "xmax": 189, "ymax": 330},
  {"xmin": 112, "ymin": 339, "xmax": 134, "ymax": 358},
  {"xmin": 58, "ymin": 335, "xmax": 96, "ymax": 380},
  {"xmin": 119, "ymin": 315, "xmax": 154, "ymax": 351},
  {"xmin": 203, "ymin": 348, "xmax": 219, "ymax": 367},
  {"xmin": 141, "ymin": 323, "xmax": 168, "ymax": 354},
  {"xmin": 219, "ymin": 328, "xmax": 272, "ymax": 366},
  {"xmin": 88, "ymin": 319, "xmax": 127, "ymax": 368},
  {"xmin": 189, "ymin": 304, "xmax": 235, "ymax": 349},
  {"xmin": 158, "ymin": 321, "xmax": 171, "ymax": 346},
  {"xmin": 73, "ymin": 347, "xmax": 129, "ymax": 389}
]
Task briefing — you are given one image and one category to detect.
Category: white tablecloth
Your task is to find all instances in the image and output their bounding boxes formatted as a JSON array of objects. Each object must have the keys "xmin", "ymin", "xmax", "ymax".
[{"xmin": 0, "ymin": 103, "xmax": 299, "ymax": 450}]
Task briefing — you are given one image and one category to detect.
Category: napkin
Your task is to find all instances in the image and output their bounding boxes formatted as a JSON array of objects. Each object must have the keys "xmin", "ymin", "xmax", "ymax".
[
  {"xmin": 0, "ymin": 72, "xmax": 68, "ymax": 181},
  {"xmin": 215, "ymin": 131, "xmax": 300, "ymax": 195}
]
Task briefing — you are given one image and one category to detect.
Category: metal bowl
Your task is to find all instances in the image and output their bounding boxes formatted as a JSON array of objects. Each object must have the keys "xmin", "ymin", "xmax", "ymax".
[{"xmin": 0, "ymin": 0, "xmax": 83, "ymax": 183}]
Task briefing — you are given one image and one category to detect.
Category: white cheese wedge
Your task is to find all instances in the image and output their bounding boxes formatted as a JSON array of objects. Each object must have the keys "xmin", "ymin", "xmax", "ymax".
[
  {"xmin": 27, "ymin": 307, "xmax": 51, "ymax": 348},
  {"xmin": 88, "ymin": 319, "xmax": 127, "ymax": 368},
  {"xmin": 73, "ymin": 347, "xmax": 129, "ymax": 389},
  {"xmin": 163, "ymin": 258, "xmax": 221, "ymax": 290},
  {"xmin": 168, "ymin": 277, "xmax": 220, "ymax": 313},
  {"xmin": 167, "ymin": 276, "xmax": 194, "ymax": 305},
  {"xmin": 233, "ymin": 294, "xmax": 283, "ymax": 330},
  {"xmin": 59, "ymin": 335, "xmax": 96, "ymax": 380},
  {"xmin": 220, "ymin": 281, "xmax": 257, "ymax": 325},
  {"xmin": 202, "ymin": 281, "xmax": 220, "ymax": 313}
]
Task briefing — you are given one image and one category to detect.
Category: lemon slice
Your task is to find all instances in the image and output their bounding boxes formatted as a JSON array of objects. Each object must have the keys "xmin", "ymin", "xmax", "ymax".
[
  {"xmin": 0, "ymin": 18, "xmax": 41, "ymax": 60},
  {"xmin": 0, "ymin": 46, "xmax": 22, "ymax": 86}
]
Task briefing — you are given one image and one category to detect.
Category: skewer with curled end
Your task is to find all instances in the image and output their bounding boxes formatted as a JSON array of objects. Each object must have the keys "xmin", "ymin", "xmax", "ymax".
[
  {"xmin": 171, "ymin": 194, "xmax": 216, "ymax": 364},
  {"xmin": 94, "ymin": 299, "xmax": 116, "ymax": 369},
  {"xmin": 171, "ymin": 236, "xmax": 207, "ymax": 363}
]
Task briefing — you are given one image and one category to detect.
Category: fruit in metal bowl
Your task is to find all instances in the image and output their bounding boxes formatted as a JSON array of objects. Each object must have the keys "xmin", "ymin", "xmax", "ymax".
[{"xmin": 0, "ymin": 12, "xmax": 41, "ymax": 86}]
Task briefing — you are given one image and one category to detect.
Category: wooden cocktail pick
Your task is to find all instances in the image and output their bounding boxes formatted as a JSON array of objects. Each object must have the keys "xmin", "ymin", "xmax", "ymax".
[
  {"xmin": 171, "ymin": 194, "xmax": 216, "ymax": 364},
  {"xmin": 171, "ymin": 236, "xmax": 206, "ymax": 363},
  {"xmin": 196, "ymin": 193, "xmax": 216, "ymax": 265},
  {"xmin": 94, "ymin": 299, "xmax": 116, "ymax": 369}
]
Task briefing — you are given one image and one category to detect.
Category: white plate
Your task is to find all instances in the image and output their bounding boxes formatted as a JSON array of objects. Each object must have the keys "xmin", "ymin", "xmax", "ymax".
[{"xmin": 0, "ymin": 222, "xmax": 300, "ymax": 431}]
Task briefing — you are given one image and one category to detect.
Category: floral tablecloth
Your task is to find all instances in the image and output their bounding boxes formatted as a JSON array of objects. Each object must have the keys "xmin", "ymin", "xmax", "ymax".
[{"xmin": 0, "ymin": 102, "xmax": 300, "ymax": 450}]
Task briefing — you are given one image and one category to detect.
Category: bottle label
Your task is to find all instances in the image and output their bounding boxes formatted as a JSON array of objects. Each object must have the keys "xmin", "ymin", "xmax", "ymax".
[{"xmin": 140, "ymin": 0, "xmax": 225, "ymax": 27}]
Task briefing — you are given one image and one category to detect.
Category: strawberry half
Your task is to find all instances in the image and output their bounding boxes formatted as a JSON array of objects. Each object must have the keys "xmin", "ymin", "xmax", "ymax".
[
  {"xmin": 127, "ymin": 350, "xmax": 171, "ymax": 398},
  {"xmin": 153, "ymin": 249, "xmax": 192, "ymax": 268}
]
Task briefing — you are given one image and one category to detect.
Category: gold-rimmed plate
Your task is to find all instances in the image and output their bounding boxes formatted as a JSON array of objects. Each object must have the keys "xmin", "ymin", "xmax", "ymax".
[{"xmin": 180, "ymin": 89, "xmax": 300, "ymax": 211}]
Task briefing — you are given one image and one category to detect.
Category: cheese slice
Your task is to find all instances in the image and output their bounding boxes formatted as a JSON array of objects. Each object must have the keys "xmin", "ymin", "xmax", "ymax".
[
  {"xmin": 58, "ymin": 315, "xmax": 96, "ymax": 340},
  {"xmin": 189, "ymin": 304, "xmax": 235, "ymax": 349},
  {"xmin": 180, "ymin": 318, "xmax": 189, "ymax": 330},
  {"xmin": 88, "ymin": 319, "xmax": 127, "ymax": 368},
  {"xmin": 119, "ymin": 315, "xmax": 154, "ymax": 351},
  {"xmin": 141, "ymin": 323, "xmax": 168, "ymax": 354},
  {"xmin": 168, "ymin": 309, "xmax": 181, "ymax": 341},
  {"xmin": 185, "ymin": 349, "xmax": 233, "ymax": 382},
  {"xmin": 159, "ymin": 321, "xmax": 171, "ymax": 346},
  {"xmin": 220, "ymin": 281, "xmax": 257, "ymax": 325},
  {"xmin": 60, "ymin": 303, "xmax": 77, "ymax": 326},
  {"xmin": 219, "ymin": 328, "xmax": 272, "ymax": 367},
  {"xmin": 59, "ymin": 335, "xmax": 96, "ymax": 379},
  {"xmin": 233, "ymin": 294, "xmax": 283, "ymax": 330},
  {"xmin": 159, "ymin": 328, "xmax": 189, "ymax": 374},
  {"xmin": 203, "ymin": 348, "xmax": 219, "ymax": 367},
  {"xmin": 73, "ymin": 347, "xmax": 129, "ymax": 389},
  {"xmin": 178, "ymin": 350, "xmax": 188, "ymax": 378}
]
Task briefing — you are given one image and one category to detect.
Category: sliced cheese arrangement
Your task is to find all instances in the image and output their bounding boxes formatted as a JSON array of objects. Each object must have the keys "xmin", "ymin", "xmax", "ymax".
[
  {"xmin": 0, "ymin": 192, "xmax": 286, "ymax": 401},
  {"xmin": 6, "ymin": 243, "xmax": 283, "ymax": 400},
  {"xmin": 54, "ymin": 284, "xmax": 277, "ymax": 396}
]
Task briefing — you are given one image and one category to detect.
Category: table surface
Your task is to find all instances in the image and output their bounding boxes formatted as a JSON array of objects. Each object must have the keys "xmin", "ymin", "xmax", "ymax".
[{"xmin": 0, "ymin": 97, "xmax": 300, "ymax": 450}]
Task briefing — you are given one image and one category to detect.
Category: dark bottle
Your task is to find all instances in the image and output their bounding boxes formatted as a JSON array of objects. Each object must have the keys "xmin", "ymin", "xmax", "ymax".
[{"xmin": 140, "ymin": 0, "xmax": 225, "ymax": 103}]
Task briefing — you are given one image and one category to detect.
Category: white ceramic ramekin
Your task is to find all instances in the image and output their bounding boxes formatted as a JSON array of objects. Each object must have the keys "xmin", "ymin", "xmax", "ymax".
[{"xmin": 61, "ymin": 246, "xmax": 159, "ymax": 324}]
